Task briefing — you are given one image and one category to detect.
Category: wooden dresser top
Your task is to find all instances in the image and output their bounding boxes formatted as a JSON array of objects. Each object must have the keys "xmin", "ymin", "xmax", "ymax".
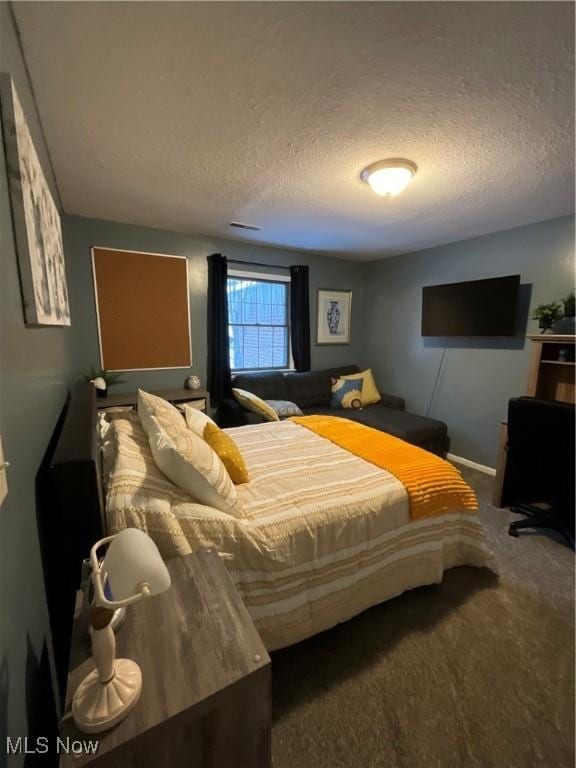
[{"xmin": 60, "ymin": 550, "xmax": 269, "ymax": 766}]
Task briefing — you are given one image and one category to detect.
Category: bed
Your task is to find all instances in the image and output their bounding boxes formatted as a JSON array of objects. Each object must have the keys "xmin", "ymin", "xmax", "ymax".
[{"xmin": 103, "ymin": 406, "xmax": 493, "ymax": 651}]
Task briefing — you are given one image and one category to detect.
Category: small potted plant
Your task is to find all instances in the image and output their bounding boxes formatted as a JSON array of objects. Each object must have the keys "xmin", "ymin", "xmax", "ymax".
[
  {"xmin": 84, "ymin": 366, "xmax": 126, "ymax": 398},
  {"xmin": 532, "ymin": 302, "xmax": 562, "ymax": 334},
  {"xmin": 551, "ymin": 292, "xmax": 576, "ymax": 334}
]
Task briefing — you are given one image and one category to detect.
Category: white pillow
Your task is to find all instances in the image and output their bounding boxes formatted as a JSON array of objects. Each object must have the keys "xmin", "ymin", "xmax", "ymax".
[
  {"xmin": 138, "ymin": 389, "xmax": 184, "ymax": 437},
  {"xmin": 146, "ymin": 415, "xmax": 240, "ymax": 515},
  {"xmin": 181, "ymin": 403, "xmax": 217, "ymax": 437}
]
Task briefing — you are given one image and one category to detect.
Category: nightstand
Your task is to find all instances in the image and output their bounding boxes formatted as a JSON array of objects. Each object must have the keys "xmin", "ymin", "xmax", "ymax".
[
  {"xmin": 60, "ymin": 551, "xmax": 271, "ymax": 768},
  {"xmin": 95, "ymin": 388, "xmax": 210, "ymax": 412}
]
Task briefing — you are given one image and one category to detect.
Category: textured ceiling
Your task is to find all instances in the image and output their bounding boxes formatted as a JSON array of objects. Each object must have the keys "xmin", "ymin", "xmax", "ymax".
[{"xmin": 13, "ymin": 1, "xmax": 575, "ymax": 260}]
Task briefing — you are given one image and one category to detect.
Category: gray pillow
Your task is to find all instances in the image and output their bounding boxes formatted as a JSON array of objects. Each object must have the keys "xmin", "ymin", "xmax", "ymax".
[{"xmin": 265, "ymin": 400, "xmax": 303, "ymax": 419}]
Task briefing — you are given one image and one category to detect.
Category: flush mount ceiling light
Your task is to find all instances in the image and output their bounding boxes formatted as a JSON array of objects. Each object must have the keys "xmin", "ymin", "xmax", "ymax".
[{"xmin": 360, "ymin": 158, "xmax": 417, "ymax": 197}]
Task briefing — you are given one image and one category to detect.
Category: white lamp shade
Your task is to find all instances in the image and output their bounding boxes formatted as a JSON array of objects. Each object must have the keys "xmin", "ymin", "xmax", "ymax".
[
  {"xmin": 360, "ymin": 159, "xmax": 417, "ymax": 197},
  {"xmin": 102, "ymin": 528, "xmax": 171, "ymax": 601},
  {"xmin": 366, "ymin": 166, "xmax": 414, "ymax": 196}
]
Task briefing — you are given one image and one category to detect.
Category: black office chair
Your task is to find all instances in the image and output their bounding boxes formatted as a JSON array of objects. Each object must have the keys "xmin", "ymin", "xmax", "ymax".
[{"xmin": 501, "ymin": 396, "xmax": 575, "ymax": 548}]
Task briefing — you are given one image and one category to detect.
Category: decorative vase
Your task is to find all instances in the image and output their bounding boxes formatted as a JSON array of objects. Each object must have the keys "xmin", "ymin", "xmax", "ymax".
[
  {"xmin": 92, "ymin": 377, "xmax": 108, "ymax": 398},
  {"xmin": 185, "ymin": 375, "xmax": 201, "ymax": 390},
  {"xmin": 327, "ymin": 301, "xmax": 341, "ymax": 335}
]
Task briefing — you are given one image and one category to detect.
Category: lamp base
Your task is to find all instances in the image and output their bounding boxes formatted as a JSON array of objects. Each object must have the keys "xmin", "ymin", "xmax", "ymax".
[{"xmin": 72, "ymin": 659, "xmax": 142, "ymax": 734}]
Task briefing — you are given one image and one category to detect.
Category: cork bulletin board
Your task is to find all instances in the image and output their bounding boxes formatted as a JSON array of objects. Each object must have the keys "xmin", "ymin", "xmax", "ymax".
[{"xmin": 91, "ymin": 247, "xmax": 192, "ymax": 371}]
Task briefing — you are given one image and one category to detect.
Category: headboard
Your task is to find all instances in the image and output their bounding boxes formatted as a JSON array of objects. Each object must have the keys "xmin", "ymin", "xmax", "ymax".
[{"xmin": 37, "ymin": 381, "xmax": 105, "ymax": 702}]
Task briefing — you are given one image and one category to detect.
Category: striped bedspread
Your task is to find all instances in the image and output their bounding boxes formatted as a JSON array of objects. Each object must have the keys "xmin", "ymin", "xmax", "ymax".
[
  {"xmin": 106, "ymin": 416, "xmax": 493, "ymax": 650},
  {"xmin": 290, "ymin": 415, "xmax": 478, "ymax": 518}
]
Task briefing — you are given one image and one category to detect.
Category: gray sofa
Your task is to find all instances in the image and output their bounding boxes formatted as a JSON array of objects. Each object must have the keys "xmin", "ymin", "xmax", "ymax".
[{"xmin": 220, "ymin": 365, "xmax": 449, "ymax": 457}]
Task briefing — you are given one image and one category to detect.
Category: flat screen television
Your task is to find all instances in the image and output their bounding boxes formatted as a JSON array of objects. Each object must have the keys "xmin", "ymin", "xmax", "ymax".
[{"xmin": 421, "ymin": 275, "xmax": 520, "ymax": 337}]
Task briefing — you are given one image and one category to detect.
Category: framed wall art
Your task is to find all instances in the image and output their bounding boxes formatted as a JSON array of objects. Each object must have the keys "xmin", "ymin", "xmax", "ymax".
[
  {"xmin": 316, "ymin": 288, "xmax": 352, "ymax": 345},
  {"xmin": 0, "ymin": 73, "xmax": 70, "ymax": 326}
]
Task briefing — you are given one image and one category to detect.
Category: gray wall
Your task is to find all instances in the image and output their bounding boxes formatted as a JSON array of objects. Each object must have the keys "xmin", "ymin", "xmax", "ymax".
[
  {"xmin": 63, "ymin": 215, "xmax": 368, "ymax": 393},
  {"xmin": 0, "ymin": 2, "xmax": 74, "ymax": 758},
  {"xmin": 364, "ymin": 215, "xmax": 575, "ymax": 467},
  {"xmin": 0, "ymin": 3, "xmax": 573, "ymax": 754},
  {"xmin": 64, "ymin": 213, "xmax": 574, "ymax": 468}
]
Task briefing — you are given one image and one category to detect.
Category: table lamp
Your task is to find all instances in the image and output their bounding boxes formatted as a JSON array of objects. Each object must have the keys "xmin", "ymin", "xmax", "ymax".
[{"xmin": 72, "ymin": 528, "xmax": 171, "ymax": 734}]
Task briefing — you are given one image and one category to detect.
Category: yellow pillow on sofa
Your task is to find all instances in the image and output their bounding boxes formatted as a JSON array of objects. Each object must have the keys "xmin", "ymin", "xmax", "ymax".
[
  {"xmin": 204, "ymin": 423, "xmax": 249, "ymax": 485},
  {"xmin": 341, "ymin": 369, "xmax": 381, "ymax": 406},
  {"xmin": 232, "ymin": 388, "xmax": 280, "ymax": 422}
]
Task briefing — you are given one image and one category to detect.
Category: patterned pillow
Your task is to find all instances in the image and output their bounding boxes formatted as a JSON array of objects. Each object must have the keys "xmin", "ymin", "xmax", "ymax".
[
  {"xmin": 265, "ymin": 400, "xmax": 303, "ymax": 419},
  {"xmin": 204, "ymin": 423, "xmax": 249, "ymax": 484},
  {"xmin": 331, "ymin": 377, "xmax": 364, "ymax": 410},
  {"xmin": 340, "ymin": 369, "xmax": 381, "ymax": 406},
  {"xmin": 232, "ymin": 388, "xmax": 279, "ymax": 422},
  {"xmin": 181, "ymin": 402, "xmax": 217, "ymax": 436},
  {"xmin": 138, "ymin": 389, "xmax": 184, "ymax": 437},
  {"xmin": 146, "ymin": 414, "xmax": 241, "ymax": 514}
]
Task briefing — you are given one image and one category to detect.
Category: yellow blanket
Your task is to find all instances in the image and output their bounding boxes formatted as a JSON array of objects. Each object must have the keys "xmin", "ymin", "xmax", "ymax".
[{"xmin": 290, "ymin": 415, "xmax": 478, "ymax": 519}]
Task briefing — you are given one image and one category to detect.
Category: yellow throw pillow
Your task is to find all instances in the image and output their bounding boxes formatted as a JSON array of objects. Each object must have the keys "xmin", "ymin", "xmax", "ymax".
[
  {"xmin": 341, "ymin": 369, "xmax": 381, "ymax": 406},
  {"xmin": 232, "ymin": 388, "xmax": 280, "ymax": 422},
  {"xmin": 204, "ymin": 423, "xmax": 249, "ymax": 485}
]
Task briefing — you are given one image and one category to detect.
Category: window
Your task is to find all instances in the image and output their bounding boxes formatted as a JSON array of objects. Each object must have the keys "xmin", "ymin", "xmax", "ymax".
[{"xmin": 227, "ymin": 270, "xmax": 290, "ymax": 371}]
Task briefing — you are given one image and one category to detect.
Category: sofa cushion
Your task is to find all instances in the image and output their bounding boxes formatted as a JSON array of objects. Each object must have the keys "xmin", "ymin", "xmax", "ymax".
[
  {"xmin": 285, "ymin": 370, "xmax": 331, "ymax": 408},
  {"xmin": 219, "ymin": 398, "xmax": 265, "ymax": 427},
  {"xmin": 300, "ymin": 404, "xmax": 447, "ymax": 446},
  {"xmin": 233, "ymin": 371, "xmax": 287, "ymax": 401},
  {"xmin": 285, "ymin": 365, "xmax": 360, "ymax": 409},
  {"xmin": 321, "ymin": 364, "xmax": 360, "ymax": 380}
]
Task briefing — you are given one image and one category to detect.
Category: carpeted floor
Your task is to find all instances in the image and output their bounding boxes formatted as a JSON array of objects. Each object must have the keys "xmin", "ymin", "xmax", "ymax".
[{"xmin": 271, "ymin": 465, "xmax": 575, "ymax": 768}]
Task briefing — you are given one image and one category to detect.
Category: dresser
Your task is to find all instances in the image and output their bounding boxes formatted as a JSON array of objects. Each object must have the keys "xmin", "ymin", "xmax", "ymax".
[{"xmin": 59, "ymin": 551, "xmax": 271, "ymax": 768}]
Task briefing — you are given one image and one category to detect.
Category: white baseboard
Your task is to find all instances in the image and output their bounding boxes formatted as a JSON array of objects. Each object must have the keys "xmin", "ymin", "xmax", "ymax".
[{"xmin": 447, "ymin": 453, "xmax": 496, "ymax": 477}]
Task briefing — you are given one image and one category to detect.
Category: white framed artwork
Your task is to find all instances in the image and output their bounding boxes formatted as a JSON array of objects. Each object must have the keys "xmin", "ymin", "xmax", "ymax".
[
  {"xmin": 0, "ymin": 73, "xmax": 70, "ymax": 326},
  {"xmin": 316, "ymin": 289, "xmax": 352, "ymax": 345}
]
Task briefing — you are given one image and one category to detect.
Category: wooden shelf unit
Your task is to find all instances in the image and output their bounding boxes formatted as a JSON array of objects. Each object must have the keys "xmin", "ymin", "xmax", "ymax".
[
  {"xmin": 96, "ymin": 388, "xmax": 210, "ymax": 411},
  {"xmin": 493, "ymin": 334, "xmax": 575, "ymax": 507},
  {"xmin": 526, "ymin": 334, "xmax": 575, "ymax": 405}
]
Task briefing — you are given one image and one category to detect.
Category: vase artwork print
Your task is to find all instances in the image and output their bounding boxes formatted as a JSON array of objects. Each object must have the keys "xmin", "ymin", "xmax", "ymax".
[
  {"xmin": 316, "ymin": 289, "xmax": 352, "ymax": 345},
  {"xmin": 327, "ymin": 301, "xmax": 341, "ymax": 334}
]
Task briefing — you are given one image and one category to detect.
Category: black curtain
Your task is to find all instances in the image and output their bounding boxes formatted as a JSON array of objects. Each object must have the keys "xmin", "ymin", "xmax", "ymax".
[
  {"xmin": 207, "ymin": 253, "xmax": 232, "ymax": 407},
  {"xmin": 290, "ymin": 265, "xmax": 311, "ymax": 372}
]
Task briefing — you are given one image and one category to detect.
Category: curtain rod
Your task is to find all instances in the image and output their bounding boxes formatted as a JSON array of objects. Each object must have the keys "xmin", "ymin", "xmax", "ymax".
[{"xmin": 227, "ymin": 258, "xmax": 291, "ymax": 271}]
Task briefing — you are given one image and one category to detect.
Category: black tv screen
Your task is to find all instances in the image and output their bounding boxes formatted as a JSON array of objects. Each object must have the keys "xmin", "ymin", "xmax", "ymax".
[{"xmin": 421, "ymin": 275, "xmax": 520, "ymax": 337}]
